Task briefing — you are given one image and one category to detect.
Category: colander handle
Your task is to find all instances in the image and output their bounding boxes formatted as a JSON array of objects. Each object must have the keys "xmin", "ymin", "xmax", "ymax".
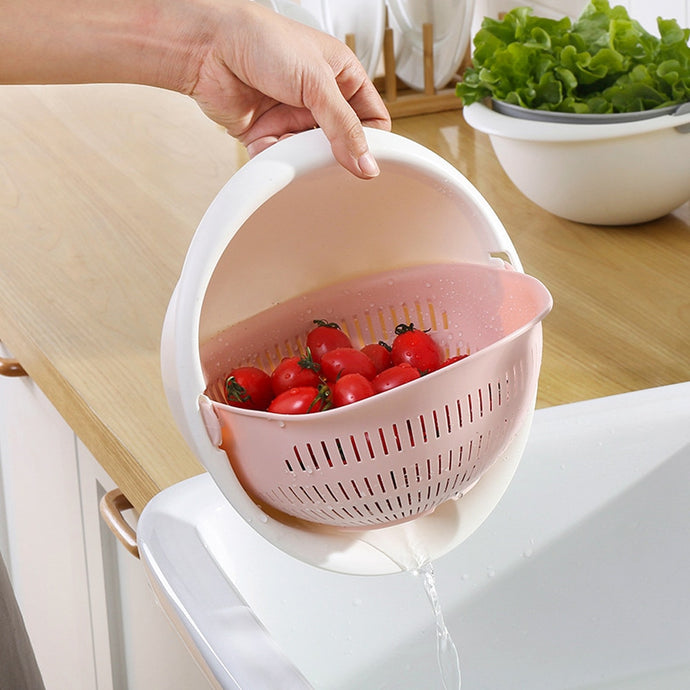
[{"xmin": 100, "ymin": 488, "xmax": 140, "ymax": 558}]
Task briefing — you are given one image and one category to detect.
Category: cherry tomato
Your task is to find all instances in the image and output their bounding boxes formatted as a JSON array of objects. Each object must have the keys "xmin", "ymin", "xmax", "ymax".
[
  {"xmin": 332, "ymin": 373, "xmax": 375, "ymax": 407},
  {"xmin": 267, "ymin": 385, "xmax": 330, "ymax": 414},
  {"xmin": 441, "ymin": 354, "xmax": 469, "ymax": 367},
  {"xmin": 360, "ymin": 342, "xmax": 392, "ymax": 373},
  {"xmin": 271, "ymin": 353, "xmax": 321, "ymax": 396},
  {"xmin": 224, "ymin": 366, "xmax": 274, "ymax": 410},
  {"xmin": 390, "ymin": 323, "xmax": 442, "ymax": 374},
  {"xmin": 320, "ymin": 347, "xmax": 377, "ymax": 381},
  {"xmin": 372, "ymin": 363, "xmax": 421, "ymax": 394},
  {"xmin": 305, "ymin": 320, "xmax": 352, "ymax": 363}
]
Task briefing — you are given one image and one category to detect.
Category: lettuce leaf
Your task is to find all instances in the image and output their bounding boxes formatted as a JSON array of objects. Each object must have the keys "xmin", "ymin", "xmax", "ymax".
[{"xmin": 456, "ymin": 0, "xmax": 690, "ymax": 113}]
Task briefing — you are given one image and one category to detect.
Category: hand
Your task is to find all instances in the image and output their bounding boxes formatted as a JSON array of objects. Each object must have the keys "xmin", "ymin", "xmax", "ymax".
[
  {"xmin": 0, "ymin": 0, "xmax": 391, "ymax": 178},
  {"xmin": 187, "ymin": 1, "xmax": 391, "ymax": 178}
]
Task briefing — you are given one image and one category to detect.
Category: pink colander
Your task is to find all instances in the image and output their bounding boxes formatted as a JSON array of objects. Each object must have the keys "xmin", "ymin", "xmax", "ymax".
[
  {"xmin": 162, "ymin": 128, "xmax": 552, "ymax": 572},
  {"xmin": 203, "ymin": 261, "xmax": 549, "ymax": 529}
]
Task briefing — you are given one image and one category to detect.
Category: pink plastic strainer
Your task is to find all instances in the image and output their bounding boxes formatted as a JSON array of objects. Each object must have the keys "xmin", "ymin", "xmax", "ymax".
[
  {"xmin": 162, "ymin": 127, "xmax": 552, "ymax": 573},
  {"xmin": 203, "ymin": 261, "xmax": 550, "ymax": 529}
]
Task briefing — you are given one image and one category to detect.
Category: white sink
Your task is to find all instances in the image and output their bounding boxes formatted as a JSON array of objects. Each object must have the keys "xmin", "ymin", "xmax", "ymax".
[{"xmin": 138, "ymin": 383, "xmax": 690, "ymax": 689}]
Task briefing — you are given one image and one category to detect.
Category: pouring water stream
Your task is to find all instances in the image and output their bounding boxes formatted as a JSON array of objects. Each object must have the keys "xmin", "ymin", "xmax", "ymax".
[
  {"xmin": 355, "ymin": 519, "xmax": 462, "ymax": 689},
  {"xmin": 417, "ymin": 560, "xmax": 462, "ymax": 690}
]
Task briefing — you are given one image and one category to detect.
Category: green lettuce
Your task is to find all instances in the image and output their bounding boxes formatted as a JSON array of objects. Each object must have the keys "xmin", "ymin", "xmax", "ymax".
[{"xmin": 456, "ymin": 0, "xmax": 690, "ymax": 113}]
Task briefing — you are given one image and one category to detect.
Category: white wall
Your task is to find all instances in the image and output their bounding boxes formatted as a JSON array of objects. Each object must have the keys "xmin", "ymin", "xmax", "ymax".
[{"xmin": 475, "ymin": 0, "xmax": 689, "ymax": 32}]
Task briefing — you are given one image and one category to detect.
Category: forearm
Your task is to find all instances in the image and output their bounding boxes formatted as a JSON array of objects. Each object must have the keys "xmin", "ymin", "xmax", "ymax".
[{"xmin": 0, "ymin": 0, "xmax": 219, "ymax": 92}]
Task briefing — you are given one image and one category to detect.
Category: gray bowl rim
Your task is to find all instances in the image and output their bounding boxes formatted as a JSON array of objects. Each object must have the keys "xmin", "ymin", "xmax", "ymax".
[{"xmin": 491, "ymin": 99, "xmax": 688, "ymax": 124}]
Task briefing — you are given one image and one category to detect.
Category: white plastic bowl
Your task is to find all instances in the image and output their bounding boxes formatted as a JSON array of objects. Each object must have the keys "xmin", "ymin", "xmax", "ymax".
[
  {"xmin": 161, "ymin": 127, "xmax": 550, "ymax": 575},
  {"xmin": 464, "ymin": 101, "xmax": 690, "ymax": 225}
]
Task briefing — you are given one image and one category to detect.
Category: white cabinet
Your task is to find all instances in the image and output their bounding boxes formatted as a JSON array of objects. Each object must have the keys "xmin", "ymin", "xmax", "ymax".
[
  {"xmin": 76, "ymin": 439, "xmax": 214, "ymax": 690},
  {"xmin": 0, "ymin": 366, "xmax": 96, "ymax": 690},
  {"xmin": 0, "ymin": 346, "xmax": 211, "ymax": 690}
]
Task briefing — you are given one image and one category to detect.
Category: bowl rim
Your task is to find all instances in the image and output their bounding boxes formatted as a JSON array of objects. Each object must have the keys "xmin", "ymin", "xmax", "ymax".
[
  {"xmin": 464, "ymin": 100, "xmax": 690, "ymax": 142},
  {"xmin": 491, "ymin": 99, "xmax": 684, "ymax": 124}
]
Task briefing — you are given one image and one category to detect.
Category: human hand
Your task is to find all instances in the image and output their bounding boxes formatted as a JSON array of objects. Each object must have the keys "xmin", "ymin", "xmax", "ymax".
[
  {"xmin": 186, "ymin": 1, "xmax": 391, "ymax": 178},
  {"xmin": 0, "ymin": 0, "xmax": 390, "ymax": 177}
]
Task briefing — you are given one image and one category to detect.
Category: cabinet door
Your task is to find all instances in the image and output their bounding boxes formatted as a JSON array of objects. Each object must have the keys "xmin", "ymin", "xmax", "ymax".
[
  {"xmin": 0, "ymin": 341, "xmax": 212, "ymax": 689},
  {"xmin": 76, "ymin": 441, "xmax": 214, "ymax": 690},
  {"xmin": 0, "ymin": 364, "xmax": 97, "ymax": 690}
]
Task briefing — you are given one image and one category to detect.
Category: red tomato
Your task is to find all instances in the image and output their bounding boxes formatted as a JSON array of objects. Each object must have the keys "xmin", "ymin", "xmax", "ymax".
[
  {"xmin": 305, "ymin": 320, "xmax": 352, "ymax": 363},
  {"xmin": 441, "ymin": 354, "xmax": 469, "ymax": 367},
  {"xmin": 267, "ymin": 386, "xmax": 330, "ymax": 414},
  {"xmin": 332, "ymin": 373, "xmax": 375, "ymax": 407},
  {"xmin": 320, "ymin": 347, "xmax": 377, "ymax": 381},
  {"xmin": 360, "ymin": 342, "xmax": 392, "ymax": 373},
  {"xmin": 224, "ymin": 366, "xmax": 274, "ymax": 410},
  {"xmin": 271, "ymin": 353, "xmax": 321, "ymax": 395},
  {"xmin": 372, "ymin": 363, "xmax": 421, "ymax": 394},
  {"xmin": 390, "ymin": 323, "xmax": 442, "ymax": 374}
]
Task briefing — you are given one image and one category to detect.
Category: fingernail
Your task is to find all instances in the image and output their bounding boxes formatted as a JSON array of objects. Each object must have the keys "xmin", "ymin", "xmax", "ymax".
[{"xmin": 357, "ymin": 151, "xmax": 380, "ymax": 178}]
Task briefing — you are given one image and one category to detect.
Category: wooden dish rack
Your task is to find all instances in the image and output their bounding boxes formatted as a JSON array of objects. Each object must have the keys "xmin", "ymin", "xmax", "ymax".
[{"xmin": 345, "ymin": 19, "xmax": 471, "ymax": 119}]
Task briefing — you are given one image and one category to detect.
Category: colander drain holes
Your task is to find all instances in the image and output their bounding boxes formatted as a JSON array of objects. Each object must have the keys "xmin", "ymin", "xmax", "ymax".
[
  {"xmin": 245, "ymin": 298, "xmax": 449, "ymax": 373},
  {"xmin": 281, "ymin": 375, "xmax": 513, "ymax": 477},
  {"xmin": 278, "ymin": 434, "xmax": 483, "ymax": 498},
  {"xmin": 239, "ymin": 360, "xmax": 529, "ymax": 527},
  {"xmin": 266, "ymin": 458, "xmax": 482, "ymax": 527}
]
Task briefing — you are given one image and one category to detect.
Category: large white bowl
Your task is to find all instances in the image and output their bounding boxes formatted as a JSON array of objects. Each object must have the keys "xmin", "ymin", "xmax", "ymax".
[
  {"xmin": 464, "ymin": 101, "xmax": 690, "ymax": 225},
  {"xmin": 160, "ymin": 127, "xmax": 544, "ymax": 575}
]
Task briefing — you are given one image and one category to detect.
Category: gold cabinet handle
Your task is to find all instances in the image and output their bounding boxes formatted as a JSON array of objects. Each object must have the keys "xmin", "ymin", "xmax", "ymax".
[
  {"xmin": 0, "ymin": 356, "xmax": 28, "ymax": 377},
  {"xmin": 99, "ymin": 488, "xmax": 139, "ymax": 558}
]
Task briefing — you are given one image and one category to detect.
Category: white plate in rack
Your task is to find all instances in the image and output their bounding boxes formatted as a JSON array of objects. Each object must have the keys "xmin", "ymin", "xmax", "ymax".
[
  {"xmin": 386, "ymin": 0, "xmax": 475, "ymax": 91},
  {"xmin": 323, "ymin": 0, "xmax": 386, "ymax": 78},
  {"xmin": 299, "ymin": 0, "xmax": 386, "ymax": 78}
]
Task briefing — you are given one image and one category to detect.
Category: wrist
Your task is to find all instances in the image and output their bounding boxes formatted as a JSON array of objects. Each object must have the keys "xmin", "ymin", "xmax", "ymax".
[
  {"xmin": 101, "ymin": 0, "xmax": 215, "ymax": 94},
  {"xmin": 131, "ymin": 0, "xmax": 219, "ymax": 94}
]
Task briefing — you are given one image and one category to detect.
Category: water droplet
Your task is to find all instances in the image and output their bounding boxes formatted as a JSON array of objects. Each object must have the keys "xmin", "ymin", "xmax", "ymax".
[
  {"xmin": 522, "ymin": 548, "xmax": 534, "ymax": 559},
  {"xmin": 258, "ymin": 513, "xmax": 268, "ymax": 524},
  {"xmin": 279, "ymin": 421, "xmax": 286, "ymax": 428},
  {"xmin": 487, "ymin": 568, "xmax": 496, "ymax": 579}
]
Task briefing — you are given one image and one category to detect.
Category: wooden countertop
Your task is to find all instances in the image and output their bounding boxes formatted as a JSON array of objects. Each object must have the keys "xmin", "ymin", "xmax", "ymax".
[{"xmin": 1, "ymin": 84, "xmax": 688, "ymax": 513}]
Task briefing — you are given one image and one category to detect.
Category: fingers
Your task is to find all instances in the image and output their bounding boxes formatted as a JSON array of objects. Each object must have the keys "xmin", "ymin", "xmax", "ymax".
[
  {"xmin": 244, "ymin": 132, "xmax": 295, "ymax": 158},
  {"xmin": 303, "ymin": 64, "xmax": 391, "ymax": 179},
  {"xmin": 240, "ymin": 77, "xmax": 391, "ymax": 179}
]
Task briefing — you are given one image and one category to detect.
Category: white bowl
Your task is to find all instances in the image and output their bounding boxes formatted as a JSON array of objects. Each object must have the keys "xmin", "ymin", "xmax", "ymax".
[
  {"xmin": 161, "ymin": 127, "xmax": 543, "ymax": 575},
  {"xmin": 464, "ymin": 101, "xmax": 690, "ymax": 225}
]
